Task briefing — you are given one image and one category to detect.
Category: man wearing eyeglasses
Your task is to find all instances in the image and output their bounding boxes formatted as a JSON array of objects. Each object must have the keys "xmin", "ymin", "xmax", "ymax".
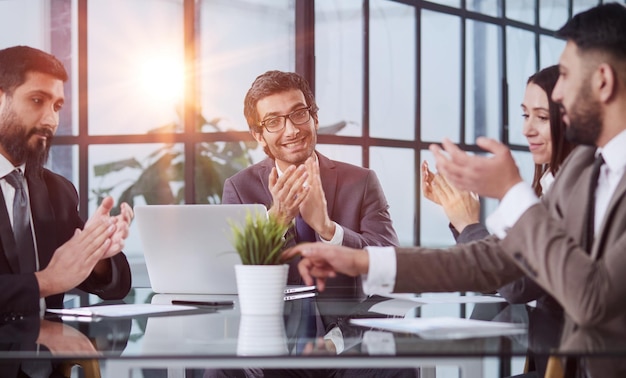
[{"xmin": 222, "ymin": 70, "xmax": 399, "ymax": 303}]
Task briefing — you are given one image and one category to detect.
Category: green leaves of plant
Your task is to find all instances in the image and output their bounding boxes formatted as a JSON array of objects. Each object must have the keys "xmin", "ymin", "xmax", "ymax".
[{"xmin": 229, "ymin": 212, "xmax": 289, "ymax": 265}]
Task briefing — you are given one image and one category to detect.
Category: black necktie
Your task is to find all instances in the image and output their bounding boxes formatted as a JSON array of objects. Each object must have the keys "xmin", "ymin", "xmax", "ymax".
[
  {"xmin": 582, "ymin": 154, "xmax": 605, "ymax": 253},
  {"xmin": 4, "ymin": 169, "xmax": 36, "ymax": 272}
]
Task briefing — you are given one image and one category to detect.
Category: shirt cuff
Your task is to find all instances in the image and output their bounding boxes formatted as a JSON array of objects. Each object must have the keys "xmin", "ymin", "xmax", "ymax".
[
  {"xmin": 323, "ymin": 326, "xmax": 345, "ymax": 354},
  {"xmin": 362, "ymin": 246, "xmax": 396, "ymax": 295},
  {"xmin": 486, "ymin": 182, "xmax": 539, "ymax": 239},
  {"xmin": 319, "ymin": 222, "xmax": 343, "ymax": 245}
]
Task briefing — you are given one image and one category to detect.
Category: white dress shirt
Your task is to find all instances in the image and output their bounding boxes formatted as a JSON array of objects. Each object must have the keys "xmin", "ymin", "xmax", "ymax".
[
  {"xmin": 487, "ymin": 130, "xmax": 626, "ymax": 238},
  {"xmin": 363, "ymin": 130, "xmax": 626, "ymax": 295}
]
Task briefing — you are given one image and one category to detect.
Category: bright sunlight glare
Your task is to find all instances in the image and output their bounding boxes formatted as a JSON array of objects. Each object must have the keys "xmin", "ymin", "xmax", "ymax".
[{"xmin": 138, "ymin": 55, "xmax": 185, "ymax": 107}]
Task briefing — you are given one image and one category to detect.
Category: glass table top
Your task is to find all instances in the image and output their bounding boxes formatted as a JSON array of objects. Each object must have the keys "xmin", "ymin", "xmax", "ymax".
[{"xmin": 2, "ymin": 288, "xmax": 625, "ymax": 377}]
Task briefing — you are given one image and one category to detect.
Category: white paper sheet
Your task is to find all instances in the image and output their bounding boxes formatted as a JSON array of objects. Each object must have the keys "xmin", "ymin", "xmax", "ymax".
[
  {"xmin": 368, "ymin": 295, "xmax": 507, "ymax": 317},
  {"xmin": 47, "ymin": 303, "xmax": 196, "ymax": 318},
  {"xmin": 383, "ymin": 293, "xmax": 507, "ymax": 304},
  {"xmin": 350, "ymin": 317, "xmax": 526, "ymax": 340},
  {"xmin": 368, "ymin": 298, "xmax": 422, "ymax": 316}
]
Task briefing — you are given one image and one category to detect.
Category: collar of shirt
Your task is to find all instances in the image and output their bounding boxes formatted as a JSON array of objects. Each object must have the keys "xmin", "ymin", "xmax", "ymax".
[
  {"xmin": 597, "ymin": 129, "xmax": 626, "ymax": 176},
  {"xmin": 0, "ymin": 154, "xmax": 26, "ymax": 179},
  {"xmin": 540, "ymin": 170, "xmax": 555, "ymax": 196}
]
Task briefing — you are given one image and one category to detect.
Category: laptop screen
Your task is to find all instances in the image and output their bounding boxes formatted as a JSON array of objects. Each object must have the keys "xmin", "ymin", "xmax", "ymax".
[{"xmin": 134, "ymin": 204, "xmax": 267, "ymax": 294}]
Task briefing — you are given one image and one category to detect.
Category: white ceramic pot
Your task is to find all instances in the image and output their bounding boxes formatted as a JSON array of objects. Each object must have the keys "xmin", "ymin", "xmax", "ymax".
[{"xmin": 235, "ymin": 264, "xmax": 288, "ymax": 315}]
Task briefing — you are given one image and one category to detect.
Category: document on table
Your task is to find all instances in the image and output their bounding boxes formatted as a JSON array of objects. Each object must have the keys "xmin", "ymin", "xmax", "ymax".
[
  {"xmin": 368, "ymin": 294, "xmax": 507, "ymax": 316},
  {"xmin": 47, "ymin": 303, "xmax": 197, "ymax": 318},
  {"xmin": 350, "ymin": 317, "xmax": 526, "ymax": 340}
]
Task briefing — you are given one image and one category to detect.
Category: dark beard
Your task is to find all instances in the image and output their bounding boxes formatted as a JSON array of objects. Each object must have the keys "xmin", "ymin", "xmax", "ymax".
[
  {"xmin": 0, "ymin": 110, "xmax": 52, "ymax": 174},
  {"xmin": 564, "ymin": 80, "xmax": 603, "ymax": 146},
  {"xmin": 25, "ymin": 135, "xmax": 51, "ymax": 177}
]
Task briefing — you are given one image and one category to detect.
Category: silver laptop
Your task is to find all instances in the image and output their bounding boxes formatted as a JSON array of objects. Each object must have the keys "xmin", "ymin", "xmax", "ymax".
[{"xmin": 135, "ymin": 204, "xmax": 267, "ymax": 294}]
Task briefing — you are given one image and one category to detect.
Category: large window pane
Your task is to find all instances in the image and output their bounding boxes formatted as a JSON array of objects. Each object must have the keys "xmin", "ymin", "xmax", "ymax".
[
  {"xmin": 49, "ymin": 145, "xmax": 78, "ymax": 188},
  {"xmin": 540, "ymin": 35, "xmax": 566, "ymax": 68},
  {"xmin": 1, "ymin": 0, "xmax": 78, "ymax": 181},
  {"xmin": 371, "ymin": 147, "xmax": 415, "ymax": 247},
  {"xmin": 316, "ymin": 145, "xmax": 362, "ymax": 167},
  {"xmin": 539, "ymin": 0, "xmax": 569, "ymax": 30},
  {"xmin": 370, "ymin": 0, "xmax": 416, "ymax": 141},
  {"xmin": 88, "ymin": 0, "xmax": 184, "ymax": 136},
  {"xmin": 0, "ymin": 1, "xmax": 52, "ymax": 47},
  {"xmin": 421, "ymin": 10, "xmax": 461, "ymax": 143},
  {"xmin": 467, "ymin": 0, "xmax": 502, "ymax": 18},
  {"xmin": 316, "ymin": 0, "xmax": 363, "ymax": 137},
  {"xmin": 465, "ymin": 20, "xmax": 502, "ymax": 143},
  {"xmin": 573, "ymin": 0, "xmax": 601, "ymax": 15},
  {"xmin": 199, "ymin": 0, "xmax": 295, "ymax": 133},
  {"xmin": 506, "ymin": 26, "xmax": 536, "ymax": 146},
  {"xmin": 89, "ymin": 143, "xmax": 185, "ymax": 258},
  {"xmin": 195, "ymin": 141, "xmax": 261, "ymax": 204},
  {"xmin": 505, "ymin": 0, "xmax": 535, "ymax": 24}
]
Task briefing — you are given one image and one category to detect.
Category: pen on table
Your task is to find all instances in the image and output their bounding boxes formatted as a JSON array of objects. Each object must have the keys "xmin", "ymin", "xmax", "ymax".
[
  {"xmin": 171, "ymin": 300, "xmax": 234, "ymax": 307},
  {"xmin": 59, "ymin": 315, "xmax": 103, "ymax": 323},
  {"xmin": 284, "ymin": 291, "xmax": 317, "ymax": 301}
]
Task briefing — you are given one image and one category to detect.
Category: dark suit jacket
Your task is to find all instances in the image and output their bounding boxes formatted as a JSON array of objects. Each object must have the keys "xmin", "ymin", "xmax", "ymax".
[
  {"xmin": 393, "ymin": 145, "xmax": 626, "ymax": 329},
  {"xmin": 222, "ymin": 152, "xmax": 398, "ymax": 305},
  {"xmin": 0, "ymin": 168, "xmax": 131, "ymax": 321}
]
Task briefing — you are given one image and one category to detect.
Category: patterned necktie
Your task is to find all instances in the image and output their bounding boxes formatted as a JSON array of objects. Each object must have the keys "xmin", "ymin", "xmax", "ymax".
[
  {"xmin": 582, "ymin": 154, "xmax": 605, "ymax": 254},
  {"xmin": 4, "ymin": 169, "xmax": 36, "ymax": 272}
]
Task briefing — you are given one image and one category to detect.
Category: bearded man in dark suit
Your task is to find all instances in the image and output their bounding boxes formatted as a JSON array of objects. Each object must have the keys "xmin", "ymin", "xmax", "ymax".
[{"xmin": 0, "ymin": 45, "xmax": 132, "ymax": 323}]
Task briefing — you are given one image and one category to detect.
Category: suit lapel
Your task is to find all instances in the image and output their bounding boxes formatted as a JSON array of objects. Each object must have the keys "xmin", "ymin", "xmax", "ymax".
[
  {"xmin": 258, "ymin": 158, "xmax": 274, "ymax": 205},
  {"xmin": 0, "ymin": 187, "xmax": 19, "ymax": 273},
  {"xmin": 316, "ymin": 152, "xmax": 337, "ymax": 216},
  {"xmin": 593, "ymin": 169, "xmax": 626, "ymax": 259}
]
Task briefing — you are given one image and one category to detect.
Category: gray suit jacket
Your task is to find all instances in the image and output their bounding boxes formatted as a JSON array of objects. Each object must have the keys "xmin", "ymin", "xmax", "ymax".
[
  {"xmin": 394, "ymin": 145, "xmax": 626, "ymax": 328},
  {"xmin": 222, "ymin": 152, "xmax": 399, "ymax": 303}
]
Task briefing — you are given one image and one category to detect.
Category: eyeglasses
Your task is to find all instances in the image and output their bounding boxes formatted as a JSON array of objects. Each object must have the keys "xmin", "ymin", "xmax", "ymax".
[{"xmin": 259, "ymin": 107, "xmax": 312, "ymax": 133}]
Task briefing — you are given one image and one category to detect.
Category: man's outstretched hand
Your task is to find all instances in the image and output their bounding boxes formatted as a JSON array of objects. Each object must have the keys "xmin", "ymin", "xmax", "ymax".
[
  {"xmin": 429, "ymin": 137, "xmax": 523, "ymax": 201},
  {"xmin": 282, "ymin": 243, "xmax": 369, "ymax": 292}
]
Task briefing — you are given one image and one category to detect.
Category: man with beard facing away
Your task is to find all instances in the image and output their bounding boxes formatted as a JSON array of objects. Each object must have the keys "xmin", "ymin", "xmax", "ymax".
[
  {"xmin": 286, "ymin": 1, "xmax": 626, "ymax": 339},
  {"xmin": 0, "ymin": 46, "xmax": 133, "ymax": 323}
]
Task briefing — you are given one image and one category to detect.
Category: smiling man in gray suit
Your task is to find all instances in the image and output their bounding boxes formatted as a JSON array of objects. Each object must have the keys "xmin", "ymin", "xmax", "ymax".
[
  {"xmin": 285, "ymin": 3, "xmax": 626, "ymax": 333},
  {"xmin": 222, "ymin": 70, "xmax": 399, "ymax": 303}
]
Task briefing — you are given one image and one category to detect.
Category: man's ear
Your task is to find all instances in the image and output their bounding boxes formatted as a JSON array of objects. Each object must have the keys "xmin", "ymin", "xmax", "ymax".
[
  {"xmin": 596, "ymin": 63, "xmax": 617, "ymax": 103},
  {"xmin": 251, "ymin": 129, "xmax": 265, "ymax": 145}
]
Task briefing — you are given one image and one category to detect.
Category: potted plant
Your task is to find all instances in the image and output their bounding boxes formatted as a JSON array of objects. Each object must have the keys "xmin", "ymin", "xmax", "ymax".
[{"xmin": 229, "ymin": 211, "xmax": 290, "ymax": 315}]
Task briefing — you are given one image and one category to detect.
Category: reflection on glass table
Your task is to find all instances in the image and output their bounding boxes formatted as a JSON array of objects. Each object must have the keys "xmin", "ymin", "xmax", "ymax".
[{"xmin": 2, "ymin": 289, "xmax": 626, "ymax": 377}]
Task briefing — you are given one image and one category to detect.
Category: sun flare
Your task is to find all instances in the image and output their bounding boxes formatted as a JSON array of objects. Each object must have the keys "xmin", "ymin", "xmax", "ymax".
[{"xmin": 138, "ymin": 55, "xmax": 185, "ymax": 106}]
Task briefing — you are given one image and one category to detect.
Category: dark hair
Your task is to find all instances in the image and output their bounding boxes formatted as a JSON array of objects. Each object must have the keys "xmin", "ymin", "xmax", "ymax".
[
  {"xmin": 556, "ymin": 3, "xmax": 626, "ymax": 59},
  {"xmin": 243, "ymin": 70, "xmax": 318, "ymax": 134},
  {"xmin": 0, "ymin": 45, "xmax": 68, "ymax": 94},
  {"xmin": 526, "ymin": 65, "xmax": 577, "ymax": 196}
]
